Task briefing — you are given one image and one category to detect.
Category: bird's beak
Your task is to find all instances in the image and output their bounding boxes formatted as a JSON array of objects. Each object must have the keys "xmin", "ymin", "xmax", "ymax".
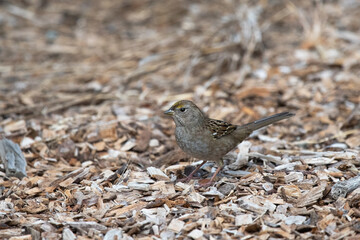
[{"xmin": 164, "ymin": 109, "xmax": 174, "ymax": 116}]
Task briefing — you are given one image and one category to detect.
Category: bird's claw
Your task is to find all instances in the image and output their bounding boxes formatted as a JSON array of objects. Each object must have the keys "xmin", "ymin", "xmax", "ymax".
[
  {"xmin": 177, "ymin": 176, "xmax": 192, "ymax": 183},
  {"xmin": 195, "ymin": 178, "xmax": 214, "ymax": 188}
]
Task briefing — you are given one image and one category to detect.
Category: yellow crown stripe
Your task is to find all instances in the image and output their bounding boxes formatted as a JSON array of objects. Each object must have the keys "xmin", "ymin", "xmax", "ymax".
[{"xmin": 172, "ymin": 101, "xmax": 185, "ymax": 109}]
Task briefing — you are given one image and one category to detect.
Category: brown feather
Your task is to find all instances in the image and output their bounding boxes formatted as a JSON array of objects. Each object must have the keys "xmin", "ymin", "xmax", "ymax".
[{"xmin": 206, "ymin": 119, "xmax": 237, "ymax": 139}]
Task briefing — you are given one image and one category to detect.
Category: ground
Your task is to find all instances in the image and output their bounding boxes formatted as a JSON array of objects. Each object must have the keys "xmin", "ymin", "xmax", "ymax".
[{"xmin": 0, "ymin": 0, "xmax": 360, "ymax": 239}]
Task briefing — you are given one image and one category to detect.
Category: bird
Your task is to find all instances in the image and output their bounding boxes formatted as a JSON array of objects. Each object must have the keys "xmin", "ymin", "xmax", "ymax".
[{"xmin": 164, "ymin": 100, "xmax": 295, "ymax": 187}]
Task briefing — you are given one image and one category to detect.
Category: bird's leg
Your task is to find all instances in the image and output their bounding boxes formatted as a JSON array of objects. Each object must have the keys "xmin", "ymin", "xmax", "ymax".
[
  {"xmin": 197, "ymin": 166, "xmax": 223, "ymax": 188},
  {"xmin": 178, "ymin": 160, "xmax": 207, "ymax": 183}
]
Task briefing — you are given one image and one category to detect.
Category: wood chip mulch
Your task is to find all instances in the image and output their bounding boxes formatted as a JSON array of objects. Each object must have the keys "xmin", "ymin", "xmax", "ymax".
[{"xmin": 0, "ymin": 1, "xmax": 359, "ymax": 239}]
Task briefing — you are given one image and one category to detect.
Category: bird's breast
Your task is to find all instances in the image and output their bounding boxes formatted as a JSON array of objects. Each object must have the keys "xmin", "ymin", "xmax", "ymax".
[{"xmin": 174, "ymin": 126, "xmax": 234, "ymax": 160}]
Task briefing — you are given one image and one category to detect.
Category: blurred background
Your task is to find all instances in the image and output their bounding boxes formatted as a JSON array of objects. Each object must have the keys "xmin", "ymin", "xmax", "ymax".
[
  {"xmin": 1, "ymin": 0, "xmax": 359, "ymax": 160},
  {"xmin": 0, "ymin": 0, "xmax": 359, "ymax": 238}
]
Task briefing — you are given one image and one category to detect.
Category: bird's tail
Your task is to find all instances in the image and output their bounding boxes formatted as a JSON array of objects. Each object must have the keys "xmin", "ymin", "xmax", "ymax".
[{"xmin": 244, "ymin": 112, "xmax": 295, "ymax": 131}]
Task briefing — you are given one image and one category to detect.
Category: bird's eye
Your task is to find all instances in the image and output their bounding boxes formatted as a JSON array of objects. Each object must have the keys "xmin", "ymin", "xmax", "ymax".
[{"xmin": 179, "ymin": 107, "xmax": 186, "ymax": 112}]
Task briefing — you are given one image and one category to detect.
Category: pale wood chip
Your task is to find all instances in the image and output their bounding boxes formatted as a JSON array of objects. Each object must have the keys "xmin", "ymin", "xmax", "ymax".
[
  {"xmin": 24, "ymin": 187, "xmax": 42, "ymax": 196},
  {"xmin": 187, "ymin": 229, "xmax": 203, "ymax": 240},
  {"xmin": 247, "ymin": 152, "xmax": 285, "ymax": 165},
  {"xmin": 168, "ymin": 219, "xmax": 185, "ymax": 233},
  {"xmin": 65, "ymin": 221, "xmax": 107, "ymax": 231},
  {"xmin": 141, "ymin": 207, "xmax": 167, "ymax": 225},
  {"xmin": 121, "ymin": 139, "xmax": 136, "ymax": 151},
  {"xmin": 59, "ymin": 177, "xmax": 75, "ymax": 187},
  {"xmin": 187, "ymin": 190, "xmax": 205, "ymax": 204},
  {"xmin": 103, "ymin": 229, "xmax": 123, "ymax": 240},
  {"xmin": 9, "ymin": 235, "xmax": 32, "ymax": 240},
  {"xmin": 284, "ymin": 215, "xmax": 307, "ymax": 225},
  {"xmin": 93, "ymin": 141, "xmax": 106, "ymax": 151},
  {"xmin": 331, "ymin": 175, "xmax": 360, "ymax": 199},
  {"xmin": 285, "ymin": 172, "xmax": 304, "ymax": 183},
  {"xmin": 263, "ymin": 226, "xmax": 294, "ymax": 239},
  {"xmin": 4, "ymin": 120, "xmax": 26, "ymax": 133},
  {"xmin": 317, "ymin": 214, "xmax": 335, "ymax": 230},
  {"xmin": 296, "ymin": 182, "xmax": 327, "ymax": 207},
  {"xmin": 235, "ymin": 214, "xmax": 253, "ymax": 226},
  {"xmin": 147, "ymin": 167, "xmax": 170, "ymax": 181},
  {"xmin": 238, "ymin": 199, "xmax": 267, "ymax": 214},
  {"xmin": 150, "ymin": 181, "xmax": 175, "ymax": 194},
  {"xmin": 0, "ymin": 138, "xmax": 27, "ymax": 178},
  {"xmin": 20, "ymin": 137, "xmax": 35, "ymax": 149},
  {"xmin": 302, "ymin": 157, "xmax": 337, "ymax": 165},
  {"xmin": 62, "ymin": 228, "xmax": 76, "ymax": 240},
  {"xmin": 128, "ymin": 182, "xmax": 150, "ymax": 191},
  {"xmin": 345, "ymin": 134, "xmax": 360, "ymax": 148},
  {"xmin": 106, "ymin": 201, "xmax": 147, "ymax": 217}
]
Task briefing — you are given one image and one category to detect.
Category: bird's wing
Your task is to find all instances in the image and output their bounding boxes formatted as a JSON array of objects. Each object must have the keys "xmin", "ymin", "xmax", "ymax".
[{"xmin": 206, "ymin": 119, "xmax": 237, "ymax": 139}]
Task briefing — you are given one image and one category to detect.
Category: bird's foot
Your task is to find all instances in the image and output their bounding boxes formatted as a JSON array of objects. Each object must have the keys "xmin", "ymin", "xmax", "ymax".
[
  {"xmin": 177, "ymin": 176, "xmax": 193, "ymax": 183},
  {"xmin": 195, "ymin": 178, "xmax": 214, "ymax": 188},
  {"xmin": 195, "ymin": 166, "xmax": 222, "ymax": 188},
  {"xmin": 177, "ymin": 175, "xmax": 201, "ymax": 183},
  {"xmin": 177, "ymin": 160, "xmax": 208, "ymax": 183}
]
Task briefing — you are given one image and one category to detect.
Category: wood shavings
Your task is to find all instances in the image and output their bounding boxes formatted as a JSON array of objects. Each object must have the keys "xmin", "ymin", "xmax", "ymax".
[
  {"xmin": 128, "ymin": 182, "xmax": 150, "ymax": 191},
  {"xmin": 238, "ymin": 197, "xmax": 267, "ymax": 214},
  {"xmin": 4, "ymin": 120, "xmax": 27, "ymax": 134},
  {"xmin": 285, "ymin": 172, "xmax": 304, "ymax": 183},
  {"xmin": 186, "ymin": 189, "xmax": 206, "ymax": 204},
  {"xmin": 147, "ymin": 167, "xmax": 170, "ymax": 181},
  {"xmin": 331, "ymin": 175, "xmax": 360, "ymax": 199},
  {"xmin": 235, "ymin": 214, "xmax": 253, "ymax": 226},
  {"xmin": 187, "ymin": 229, "xmax": 203, "ymax": 239},
  {"xmin": 0, "ymin": 1, "xmax": 359, "ymax": 239},
  {"xmin": 0, "ymin": 138, "xmax": 27, "ymax": 178},
  {"xmin": 297, "ymin": 182, "xmax": 327, "ymax": 207},
  {"xmin": 168, "ymin": 219, "xmax": 185, "ymax": 233}
]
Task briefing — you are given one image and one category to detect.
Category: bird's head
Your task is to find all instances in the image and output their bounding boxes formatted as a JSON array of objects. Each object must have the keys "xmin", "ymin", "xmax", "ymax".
[{"xmin": 164, "ymin": 100, "xmax": 205, "ymax": 128}]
